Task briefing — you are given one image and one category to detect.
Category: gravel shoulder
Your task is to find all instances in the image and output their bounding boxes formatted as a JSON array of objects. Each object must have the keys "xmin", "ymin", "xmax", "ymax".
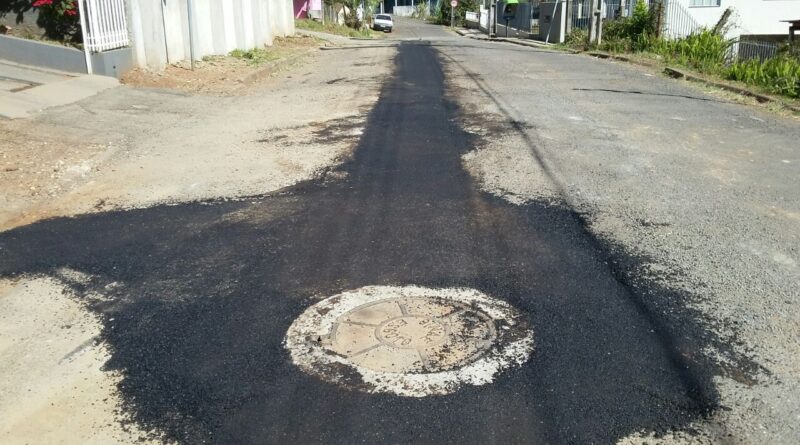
[
  {"xmin": 0, "ymin": 42, "xmax": 393, "ymax": 231},
  {"xmin": 442, "ymin": 38, "xmax": 800, "ymax": 443}
]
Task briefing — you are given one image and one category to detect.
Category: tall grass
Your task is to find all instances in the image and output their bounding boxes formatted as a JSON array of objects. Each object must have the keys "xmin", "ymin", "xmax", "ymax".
[
  {"xmin": 295, "ymin": 19, "xmax": 375, "ymax": 38},
  {"xmin": 648, "ymin": 30, "xmax": 732, "ymax": 74},
  {"xmin": 562, "ymin": 0, "xmax": 800, "ymax": 100},
  {"xmin": 726, "ymin": 56, "xmax": 800, "ymax": 98}
]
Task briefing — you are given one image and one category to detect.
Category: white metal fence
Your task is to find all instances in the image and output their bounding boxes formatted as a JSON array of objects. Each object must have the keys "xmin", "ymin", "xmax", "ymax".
[
  {"xmin": 562, "ymin": 0, "xmax": 785, "ymax": 63},
  {"xmin": 80, "ymin": 0, "xmax": 130, "ymax": 53},
  {"xmin": 661, "ymin": 0, "xmax": 703, "ymax": 39},
  {"xmin": 568, "ymin": 0, "xmax": 703, "ymax": 40},
  {"xmin": 393, "ymin": 6, "xmax": 415, "ymax": 17},
  {"xmin": 730, "ymin": 39, "xmax": 780, "ymax": 62}
]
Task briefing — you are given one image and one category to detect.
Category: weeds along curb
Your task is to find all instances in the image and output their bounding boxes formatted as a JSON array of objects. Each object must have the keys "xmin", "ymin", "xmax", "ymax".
[
  {"xmin": 664, "ymin": 66, "xmax": 800, "ymax": 113},
  {"xmin": 240, "ymin": 49, "xmax": 316, "ymax": 86},
  {"xmin": 493, "ymin": 37, "xmax": 576, "ymax": 52},
  {"xmin": 456, "ymin": 34, "xmax": 800, "ymax": 113},
  {"xmin": 586, "ymin": 51, "xmax": 800, "ymax": 113},
  {"xmin": 587, "ymin": 51, "xmax": 660, "ymax": 68}
]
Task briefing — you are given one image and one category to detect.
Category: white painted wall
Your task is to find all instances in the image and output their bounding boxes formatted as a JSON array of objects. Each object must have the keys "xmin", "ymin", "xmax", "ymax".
[
  {"xmin": 671, "ymin": 0, "xmax": 800, "ymax": 37},
  {"xmin": 127, "ymin": 0, "xmax": 295, "ymax": 71}
]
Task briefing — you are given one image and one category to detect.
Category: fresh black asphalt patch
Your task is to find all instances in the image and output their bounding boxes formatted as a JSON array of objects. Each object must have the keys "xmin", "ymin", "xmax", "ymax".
[{"xmin": 0, "ymin": 42, "xmax": 757, "ymax": 443}]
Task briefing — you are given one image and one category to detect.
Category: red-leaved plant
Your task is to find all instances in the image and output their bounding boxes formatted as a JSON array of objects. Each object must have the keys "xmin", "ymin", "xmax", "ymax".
[{"xmin": 31, "ymin": 0, "xmax": 81, "ymax": 42}]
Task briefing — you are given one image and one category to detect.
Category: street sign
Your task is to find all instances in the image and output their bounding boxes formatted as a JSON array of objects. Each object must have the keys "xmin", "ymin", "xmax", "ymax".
[{"xmin": 451, "ymin": 0, "xmax": 457, "ymax": 7}]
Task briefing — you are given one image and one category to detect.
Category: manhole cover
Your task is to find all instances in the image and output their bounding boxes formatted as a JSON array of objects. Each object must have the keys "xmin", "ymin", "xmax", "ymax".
[{"xmin": 284, "ymin": 285, "xmax": 533, "ymax": 397}]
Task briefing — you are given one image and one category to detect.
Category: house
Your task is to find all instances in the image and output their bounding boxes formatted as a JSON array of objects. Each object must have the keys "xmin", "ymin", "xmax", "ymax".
[
  {"xmin": 383, "ymin": 0, "xmax": 423, "ymax": 16},
  {"xmin": 670, "ymin": 0, "xmax": 800, "ymax": 41},
  {"xmin": 295, "ymin": 0, "xmax": 323, "ymax": 19}
]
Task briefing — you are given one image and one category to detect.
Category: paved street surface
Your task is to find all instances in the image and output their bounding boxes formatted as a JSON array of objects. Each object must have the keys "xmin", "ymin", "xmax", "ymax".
[{"xmin": 2, "ymin": 19, "xmax": 799, "ymax": 444}]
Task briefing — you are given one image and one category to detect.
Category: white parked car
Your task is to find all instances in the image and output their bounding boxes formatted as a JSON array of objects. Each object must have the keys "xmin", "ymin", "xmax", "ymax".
[{"xmin": 372, "ymin": 14, "xmax": 393, "ymax": 33}]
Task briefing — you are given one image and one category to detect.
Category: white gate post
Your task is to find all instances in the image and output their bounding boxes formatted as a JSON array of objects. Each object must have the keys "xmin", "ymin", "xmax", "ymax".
[{"xmin": 77, "ymin": 0, "xmax": 93, "ymax": 74}]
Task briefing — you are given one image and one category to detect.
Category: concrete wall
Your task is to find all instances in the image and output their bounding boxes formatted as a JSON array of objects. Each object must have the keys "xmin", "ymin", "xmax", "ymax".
[
  {"xmin": 672, "ymin": 0, "xmax": 800, "ymax": 38},
  {"xmin": 393, "ymin": 6, "xmax": 416, "ymax": 16},
  {"xmin": 0, "ymin": 34, "xmax": 132, "ymax": 77},
  {"xmin": 0, "ymin": 34, "xmax": 87, "ymax": 73},
  {"xmin": 128, "ymin": 0, "xmax": 295, "ymax": 71}
]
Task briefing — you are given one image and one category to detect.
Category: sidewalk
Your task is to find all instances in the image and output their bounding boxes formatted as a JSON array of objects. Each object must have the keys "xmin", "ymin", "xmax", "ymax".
[
  {"xmin": 454, "ymin": 26, "xmax": 556, "ymax": 50},
  {"xmin": 0, "ymin": 61, "xmax": 117, "ymax": 119},
  {"xmin": 295, "ymin": 28, "xmax": 356, "ymax": 46}
]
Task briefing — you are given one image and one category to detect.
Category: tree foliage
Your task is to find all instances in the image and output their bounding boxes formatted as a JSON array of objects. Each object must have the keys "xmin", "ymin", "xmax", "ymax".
[
  {"xmin": 31, "ymin": 0, "xmax": 81, "ymax": 42},
  {"xmin": 435, "ymin": 0, "xmax": 477, "ymax": 26},
  {"xmin": 324, "ymin": 0, "xmax": 381, "ymax": 29}
]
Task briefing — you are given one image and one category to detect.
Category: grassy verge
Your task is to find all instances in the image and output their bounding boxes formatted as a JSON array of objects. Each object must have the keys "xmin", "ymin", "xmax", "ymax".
[
  {"xmin": 295, "ymin": 19, "xmax": 383, "ymax": 39},
  {"xmin": 557, "ymin": 0, "xmax": 799, "ymax": 101},
  {"xmin": 560, "ymin": 28, "xmax": 800, "ymax": 102},
  {"xmin": 726, "ymin": 56, "xmax": 800, "ymax": 99},
  {"xmin": 227, "ymin": 47, "xmax": 282, "ymax": 66}
]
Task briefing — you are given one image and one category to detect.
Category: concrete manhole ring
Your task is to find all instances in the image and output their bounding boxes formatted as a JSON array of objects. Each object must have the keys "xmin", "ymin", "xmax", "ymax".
[{"xmin": 284, "ymin": 285, "xmax": 534, "ymax": 397}]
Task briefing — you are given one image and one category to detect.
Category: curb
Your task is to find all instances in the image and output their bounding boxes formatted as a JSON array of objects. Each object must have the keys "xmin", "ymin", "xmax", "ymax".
[
  {"xmin": 584, "ymin": 51, "xmax": 800, "ymax": 113},
  {"xmin": 663, "ymin": 66, "xmax": 800, "ymax": 113},
  {"xmin": 454, "ymin": 28, "xmax": 570, "ymax": 51},
  {"xmin": 494, "ymin": 37, "xmax": 569, "ymax": 52},
  {"xmin": 295, "ymin": 29, "xmax": 352, "ymax": 46},
  {"xmin": 239, "ymin": 49, "xmax": 316, "ymax": 86},
  {"xmin": 586, "ymin": 51, "xmax": 659, "ymax": 68},
  {"xmin": 455, "ymin": 29, "xmax": 800, "ymax": 113}
]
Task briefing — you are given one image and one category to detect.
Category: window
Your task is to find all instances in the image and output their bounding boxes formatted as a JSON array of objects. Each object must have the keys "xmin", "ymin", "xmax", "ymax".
[{"xmin": 689, "ymin": 0, "xmax": 721, "ymax": 6}]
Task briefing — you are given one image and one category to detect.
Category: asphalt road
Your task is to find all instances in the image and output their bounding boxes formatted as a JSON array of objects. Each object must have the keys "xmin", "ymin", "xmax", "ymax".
[{"xmin": 2, "ymin": 19, "xmax": 792, "ymax": 444}]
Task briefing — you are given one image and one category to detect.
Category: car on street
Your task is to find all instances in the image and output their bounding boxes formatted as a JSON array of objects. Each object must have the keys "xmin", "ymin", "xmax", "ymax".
[{"xmin": 372, "ymin": 14, "xmax": 393, "ymax": 33}]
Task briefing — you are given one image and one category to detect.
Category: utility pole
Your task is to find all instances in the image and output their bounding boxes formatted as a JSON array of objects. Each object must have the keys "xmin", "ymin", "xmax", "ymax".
[
  {"xmin": 597, "ymin": 5, "xmax": 603, "ymax": 45},
  {"xmin": 588, "ymin": 0, "xmax": 603, "ymax": 46},
  {"xmin": 187, "ymin": 0, "xmax": 196, "ymax": 70}
]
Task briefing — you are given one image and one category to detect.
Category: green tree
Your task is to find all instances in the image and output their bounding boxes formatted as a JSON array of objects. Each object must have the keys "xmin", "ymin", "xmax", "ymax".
[
  {"xmin": 324, "ymin": 0, "xmax": 380, "ymax": 29},
  {"xmin": 436, "ymin": 0, "xmax": 477, "ymax": 26}
]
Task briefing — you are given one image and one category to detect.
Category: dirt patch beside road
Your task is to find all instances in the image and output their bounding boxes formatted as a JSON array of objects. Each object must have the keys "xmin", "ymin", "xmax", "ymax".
[
  {"xmin": 0, "ymin": 43, "xmax": 394, "ymax": 231},
  {"xmin": 0, "ymin": 125, "xmax": 109, "ymax": 230},
  {"xmin": 121, "ymin": 36, "xmax": 323, "ymax": 95}
]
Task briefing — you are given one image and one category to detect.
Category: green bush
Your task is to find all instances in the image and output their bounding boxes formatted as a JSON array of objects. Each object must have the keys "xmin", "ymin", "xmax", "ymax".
[
  {"xmin": 603, "ymin": 0, "xmax": 658, "ymax": 42},
  {"xmin": 228, "ymin": 47, "xmax": 280, "ymax": 65},
  {"xmin": 649, "ymin": 29, "xmax": 732, "ymax": 73},
  {"xmin": 295, "ymin": 19, "xmax": 377, "ymax": 38},
  {"xmin": 564, "ymin": 28, "xmax": 588, "ymax": 50},
  {"xmin": 31, "ymin": 0, "xmax": 81, "ymax": 43},
  {"xmin": 627, "ymin": 0, "xmax": 657, "ymax": 39},
  {"xmin": 412, "ymin": 2, "xmax": 430, "ymax": 18},
  {"xmin": 726, "ymin": 56, "xmax": 800, "ymax": 98},
  {"xmin": 595, "ymin": 0, "xmax": 659, "ymax": 53}
]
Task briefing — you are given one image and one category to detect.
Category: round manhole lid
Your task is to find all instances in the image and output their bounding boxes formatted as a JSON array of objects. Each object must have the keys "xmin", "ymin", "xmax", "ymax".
[{"xmin": 284, "ymin": 285, "xmax": 533, "ymax": 397}]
